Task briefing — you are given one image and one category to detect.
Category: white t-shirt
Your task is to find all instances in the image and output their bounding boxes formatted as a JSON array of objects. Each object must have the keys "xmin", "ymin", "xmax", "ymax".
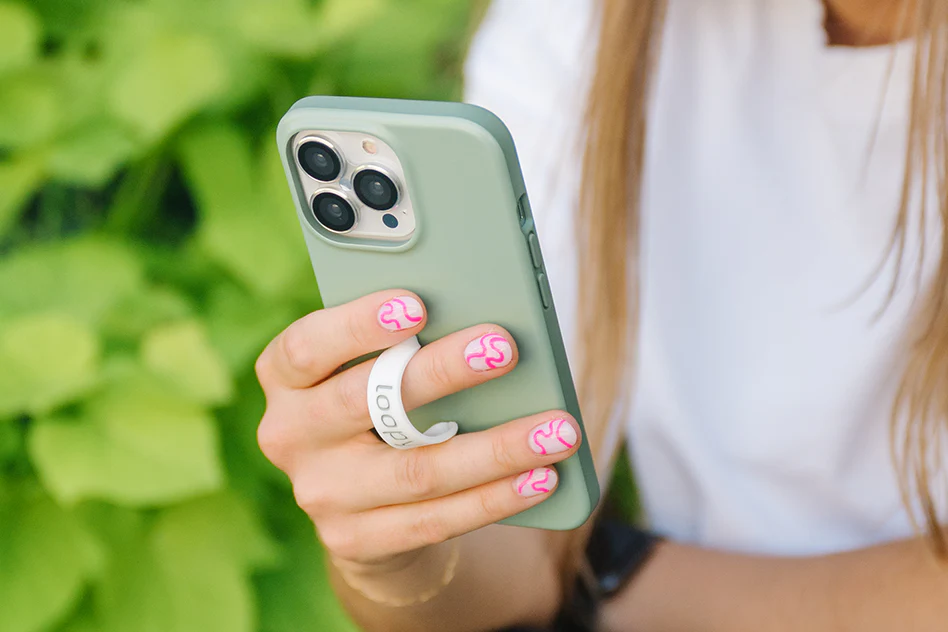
[{"xmin": 464, "ymin": 0, "xmax": 935, "ymax": 556}]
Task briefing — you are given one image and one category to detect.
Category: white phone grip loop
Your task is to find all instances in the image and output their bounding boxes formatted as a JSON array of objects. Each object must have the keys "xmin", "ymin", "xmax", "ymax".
[{"xmin": 367, "ymin": 336, "xmax": 459, "ymax": 449}]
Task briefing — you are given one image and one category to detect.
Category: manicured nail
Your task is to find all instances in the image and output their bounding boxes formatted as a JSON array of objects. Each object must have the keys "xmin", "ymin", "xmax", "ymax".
[
  {"xmin": 377, "ymin": 296, "xmax": 424, "ymax": 331},
  {"xmin": 463, "ymin": 333, "xmax": 513, "ymax": 372},
  {"xmin": 515, "ymin": 468, "xmax": 557, "ymax": 497},
  {"xmin": 529, "ymin": 418, "xmax": 578, "ymax": 455}
]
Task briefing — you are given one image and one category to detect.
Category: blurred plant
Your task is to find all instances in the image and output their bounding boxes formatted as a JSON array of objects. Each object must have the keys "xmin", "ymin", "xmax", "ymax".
[{"xmin": 0, "ymin": 1, "xmax": 477, "ymax": 630}]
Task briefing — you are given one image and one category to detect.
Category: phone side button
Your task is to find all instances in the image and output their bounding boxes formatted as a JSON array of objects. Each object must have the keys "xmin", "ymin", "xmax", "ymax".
[
  {"xmin": 536, "ymin": 272, "xmax": 552, "ymax": 309},
  {"xmin": 518, "ymin": 193, "xmax": 532, "ymax": 226},
  {"xmin": 527, "ymin": 232, "xmax": 543, "ymax": 269}
]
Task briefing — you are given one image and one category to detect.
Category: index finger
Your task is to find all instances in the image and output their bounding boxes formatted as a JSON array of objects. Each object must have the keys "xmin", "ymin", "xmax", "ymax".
[{"xmin": 255, "ymin": 290, "xmax": 427, "ymax": 390}]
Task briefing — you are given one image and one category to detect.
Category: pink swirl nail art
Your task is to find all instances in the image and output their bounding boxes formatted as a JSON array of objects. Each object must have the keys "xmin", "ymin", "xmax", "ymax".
[
  {"xmin": 529, "ymin": 418, "xmax": 577, "ymax": 455},
  {"xmin": 463, "ymin": 333, "xmax": 512, "ymax": 372},
  {"xmin": 515, "ymin": 468, "xmax": 557, "ymax": 497},
  {"xmin": 377, "ymin": 296, "xmax": 424, "ymax": 331}
]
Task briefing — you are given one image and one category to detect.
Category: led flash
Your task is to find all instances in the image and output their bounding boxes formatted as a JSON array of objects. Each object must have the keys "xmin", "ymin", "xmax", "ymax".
[{"xmin": 362, "ymin": 139, "xmax": 378, "ymax": 155}]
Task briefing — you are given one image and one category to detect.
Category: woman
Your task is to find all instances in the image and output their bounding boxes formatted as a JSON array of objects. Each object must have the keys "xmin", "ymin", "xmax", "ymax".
[{"xmin": 254, "ymin": 0, "xmax": 948, "ymax": 630}]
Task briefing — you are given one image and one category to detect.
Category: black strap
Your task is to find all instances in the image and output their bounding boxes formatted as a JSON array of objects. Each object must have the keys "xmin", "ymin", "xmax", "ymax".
[{"xmin": 553, "ymin": 518, "xmax": 663, "ymax": 632}]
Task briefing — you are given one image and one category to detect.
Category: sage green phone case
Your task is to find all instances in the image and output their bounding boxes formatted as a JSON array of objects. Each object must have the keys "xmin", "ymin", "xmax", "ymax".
[{"xmin": 277, "ymin": 96, "xmax": 599, "ymax": 529}]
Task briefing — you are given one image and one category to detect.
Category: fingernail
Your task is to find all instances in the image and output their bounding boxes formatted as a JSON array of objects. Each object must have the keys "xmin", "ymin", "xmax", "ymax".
[
  {"xmin": 377, "ymin": 296, "xmax": 424, "ymax": 331},
  {"xmin": 463, "ymin": 333, "xmax": 513, "ymax": 372},
  {"xmin": 515, "ymin": 468, "xmax": 557, "ymax": 497},
  {"xmin": 528, "ymin": 418, "xmax": 578, "ymax": 455}
]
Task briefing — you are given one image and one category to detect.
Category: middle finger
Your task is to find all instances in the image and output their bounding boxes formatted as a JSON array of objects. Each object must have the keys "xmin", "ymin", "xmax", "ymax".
[{"xmin": 291, "ymin": 324, "xmax": 519, "ymax": 444}]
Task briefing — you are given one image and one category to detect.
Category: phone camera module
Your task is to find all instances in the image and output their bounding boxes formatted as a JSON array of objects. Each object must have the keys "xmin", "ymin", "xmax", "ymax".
[
  {"xmin": 312, "ymin": 192, "xmax": 356, "ymax": 233},
  {"xmin": 299, "ymin": 140, "xmax": 341, "ymax": 181},
  {"xmin": 354, "ymin": 169, "xmax": 398, "ymax": 211}
]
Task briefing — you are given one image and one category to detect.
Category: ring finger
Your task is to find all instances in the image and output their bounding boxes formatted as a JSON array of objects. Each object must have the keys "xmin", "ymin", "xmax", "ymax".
[{"xmin": 346, "ymin": 411, "xmax": 580, "ymax": 511}]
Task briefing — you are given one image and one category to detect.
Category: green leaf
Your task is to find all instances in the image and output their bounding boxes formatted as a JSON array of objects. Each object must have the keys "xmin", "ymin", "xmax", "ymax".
[
  {"xmin": 0, "ymin": 492, "xmax": 89, "ymax": 632},
  {"xmin": 155, "ymin": 493, "xmax": 280, "ymax": 570},
  {"xmin": 29, "ymin": 374, "xmax": 225, "ymax": 505},
  {"xmin": 232, "ymin": 0, "xmax": 383, "ymax": 59},
  {"xmin": 177, "ymin": 123, "xmax": 306, "ymax": 296},
  {"xmin": 28, "ymin": 0, "xmax": 107, "ymax": 41},
  {"xmin": 109, "ymin": 33, "xmax": 228, "ymax": 140},
  {"xmin": 0, "ymin": 69, "xmax": 62, "ymax": 147},
  {"xmin": 0, "ymin": 2, "xmax": 41, "ymax": 76},
  {"xmin": 75, "ymin": 501, "xmax": 146, "ymax": 554},
  {"xmin": 217, "ymin": 372, "xmax": 289, "ymax": 501},
  {"xmin": 54, "ymin": 610, "xmax": 100, "ymax": 632},
  {"xmin": 141, "ymin": 320, "xmax": 233, "ymax": 406},
  {"xmin": 200, "ymin": 214, "xmax": 307, "ymax": 296},
  {"xmin": 0, "ymin": 154, "xmax": 44, "ymax": 239},
  {"xmin": 0, "ymin": 238, "xmax": 144, "ymax": 324},
  {"xmin": 317, "ymin": 0, "xmax": 386, "ymax": 45},
  {"xmin": 259, "ymin": 128, "xmax": 309, "ymax": 239},
  {"xmin": 46, "ymin": 120, "xmax": 137, "ymax": 186},
  {"xmin": 150, "ymin": 501, "xmax": 257, "ymax": 630},
  {"xmin": 100, "ymin": 284, "xmax": 194, "ymax": 343},
  {"xmin": 136, "ymin": 243, "xmax": 223, "ymax": 297},
  {"xmin": 96, "ymin": 497, "xmax": 257, "ymax": 632},
  {"xmin": 231, "ymin": 0, "xmax": 323, "ymax": 58},
  {"xmin": 205, "ymin": 283, "xmax": 301, "ymax": 372},
  {"xmin": 0, "ymin": 313, "xmax": 101, "ymax": 419},
  {"xmin": 177, "ymin": 123, "xmax": 255, "ymax": 223},
  {"xmin": 255, "ymin": 499, "xmax": 359, "ymax": 632},
  {"xmin": 0, "ymin": 421, "xmax": 22, "ymax": 464},
  {"xmin": 329, "ymin": 0, "xmax": 471, "ymax": 100}
]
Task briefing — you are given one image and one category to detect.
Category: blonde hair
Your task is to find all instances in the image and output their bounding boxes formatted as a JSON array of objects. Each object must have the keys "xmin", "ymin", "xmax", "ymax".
[{"xmin": 577, "ymin": 0, "xmax": 948, "ymax": 557}]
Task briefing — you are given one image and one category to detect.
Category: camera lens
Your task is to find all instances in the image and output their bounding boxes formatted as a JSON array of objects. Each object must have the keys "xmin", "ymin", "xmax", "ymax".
[
  {"xmin": 298, "ymin": 140, "xmax": 341, "ymax": 181},
  {"xmin": 353, "ymin": 169, "xmax": 398, "ymax": 211},
  {"xmin": 312, "ymin": 192, "xmax": 356, "ymax": 233}
]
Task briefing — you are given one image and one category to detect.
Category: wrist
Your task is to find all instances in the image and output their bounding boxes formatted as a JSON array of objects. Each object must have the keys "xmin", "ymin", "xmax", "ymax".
[{"xmin": 331, "ymin": 546, "xmax": 427, "ymax": 578}]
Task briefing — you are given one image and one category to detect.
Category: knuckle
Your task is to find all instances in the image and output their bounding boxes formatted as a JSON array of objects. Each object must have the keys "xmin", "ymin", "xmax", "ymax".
[
  {"xmin": 411, "ymin": 510, "xmax": 449, "ymax": 548},
  {"xmin": 254, "ymin": 349, "xmax": 273, "ymax": 385},
  {"xmin": 256, "ymin": 413, "xmax": 290, "ymax": 467},
  {"xmin": 489, "ymin": 431, "xmax": 520, "ymax": 472},
  {"xmin": 333, "ymin": 374, "xmax": 368, "ymax": 420},
  {"xmin": 293, "ymin": 477, "xmax": 336, "ymax": 517},
  {"xmin": 422, "ymin": 350, "xmax": 456, "ymax": 392},
  {"xmin": 396, "ymin": 450, "xmax": 436, "ymax": 499},
  {"xmin": 319, "ymin": 521, "xmax": 360, "ymax": 560},
  {"xmin": 281, "ymin": 325, "xmax": 317, "ymax": 375},
  {"xmin": 475, "ymin": 485, "xmax": 505, "ymax": 520},
  {"xmin": 342, "ymin": 312, "xmax": 372, "ymax": 351}
]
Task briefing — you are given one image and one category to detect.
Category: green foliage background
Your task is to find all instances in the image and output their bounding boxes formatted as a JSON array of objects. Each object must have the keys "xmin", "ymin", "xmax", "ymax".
[{"xmin": 0, "ymin": 1, "xmax": 479, "ymax": 630}]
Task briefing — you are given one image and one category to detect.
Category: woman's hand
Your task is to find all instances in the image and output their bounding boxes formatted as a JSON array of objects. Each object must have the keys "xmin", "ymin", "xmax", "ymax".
[{"xmin": 254, "ymin": 289, "xmax": 582, "ymax": 569}]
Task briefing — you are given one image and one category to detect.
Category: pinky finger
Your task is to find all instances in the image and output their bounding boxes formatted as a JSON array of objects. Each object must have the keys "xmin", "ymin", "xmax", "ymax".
[{"xmin": 335, "ymin": 467, "xmax": 558, "ymax": 562}]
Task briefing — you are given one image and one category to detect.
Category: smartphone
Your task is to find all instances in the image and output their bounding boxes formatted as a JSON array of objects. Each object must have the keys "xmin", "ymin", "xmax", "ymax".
[{"xmin": 276, "ymin": 96, "xmax": 599, "ymax": 530}]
